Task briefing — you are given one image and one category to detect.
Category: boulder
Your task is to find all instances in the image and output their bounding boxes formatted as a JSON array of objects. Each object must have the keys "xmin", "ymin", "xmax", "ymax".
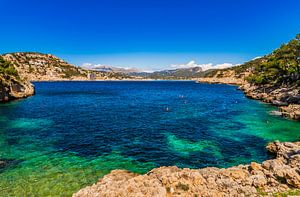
[{"xmin": 0, "ymin": 74, "xmax": 34, "ymax": 102}]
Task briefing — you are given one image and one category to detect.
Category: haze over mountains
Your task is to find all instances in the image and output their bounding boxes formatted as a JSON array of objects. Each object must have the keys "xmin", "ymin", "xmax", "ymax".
[{"xmin": 79, "ymin": 60, "xmax": 237, "ymax": 79}]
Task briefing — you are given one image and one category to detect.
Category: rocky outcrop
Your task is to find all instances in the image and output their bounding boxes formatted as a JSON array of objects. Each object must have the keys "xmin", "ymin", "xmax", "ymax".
[
  {"xmin": 0, "ymin": 56, "xmax": 35, "ymax": 102},
  {"xmin": 198, "ymin": 71, "xmax": 300, "ymax": 120},
  {"xmin": 73, "ymin": 141, "xmax": 300, "ymax": 197},
  {"xmin": 240, "ymin": 83, "xmax": 300, "ymax": 120},
  {"xmin": 0, "ymin": 75, "xmax": 34, "ymax": 102},
  {"xmin": 197, "ymin": 33, "xmax": 300, "ymax": 120},
  {"xmin": 279, "ymin": 104, "xmax": 300, "ymax": 120}
]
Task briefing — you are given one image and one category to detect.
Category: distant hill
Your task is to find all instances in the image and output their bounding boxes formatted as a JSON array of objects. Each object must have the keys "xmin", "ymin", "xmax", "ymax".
[
  {"xmin": 2, "ymin": 52, "xmax": 131, "ymax": 81},
  {"xmin": 131, "ymin": 66, "xmax": 206, "ymax": 79},
  {"xmin": 81, "ymin": 64, "xmax": 140, "ymax": 74}
]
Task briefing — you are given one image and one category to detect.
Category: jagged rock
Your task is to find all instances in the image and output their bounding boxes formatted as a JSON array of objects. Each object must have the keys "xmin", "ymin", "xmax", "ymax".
[
  {"xmin": 73, "ymin": 141, "xmax": 300, "ymax": 197},
  {"xmin": 198, "ymin": 73, "xmax": 300, "ymax": 121},
  {"xmin": 0, "ymin": 71, "xmax": 34, "ymax": 102},
  {"xmin": 272, "ymin": 100, "xmax": 288, "ymax": 106},
  {"xmin": 280, "ymin": 104, "xmax": 300, "ymax": 120}
]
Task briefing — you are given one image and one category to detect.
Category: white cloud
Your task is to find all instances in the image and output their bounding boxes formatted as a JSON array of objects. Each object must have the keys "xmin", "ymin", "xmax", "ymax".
[
  {"xmin": 81, "ymin": 61, "xmax": 239, "ymax": 72},
  {"xmin": 81, "ymin": 63, "xmax": 108, "ymax": 69},
  {"xmin": 170, "ymin": 61, "xmax": 210, "ymax": 69},
  {"xmin": 252, "ymin": 56, "xmax": 261, "ymax": 60},
  {"xmin": 80, "ymin": 63, "xmax": 141, "ymax": 72},
  {"xmin": 81, "ymin": 63, "xmax": 93, "ymax": 68},
  {"xmin": 170, "ymin": 60, "xmax": 238, "ymax": 71}
]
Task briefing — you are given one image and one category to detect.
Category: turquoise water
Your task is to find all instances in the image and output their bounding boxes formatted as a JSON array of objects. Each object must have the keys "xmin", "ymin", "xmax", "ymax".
[{"xmin": 0, "ymin": 81, "xmax": 299, "ymax": 196}]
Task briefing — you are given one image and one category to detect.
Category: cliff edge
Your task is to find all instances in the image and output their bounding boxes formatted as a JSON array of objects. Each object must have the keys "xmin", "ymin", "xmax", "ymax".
[{"xmin": 0, "ymin": 56, "xmax": 34, "ymax": 102}]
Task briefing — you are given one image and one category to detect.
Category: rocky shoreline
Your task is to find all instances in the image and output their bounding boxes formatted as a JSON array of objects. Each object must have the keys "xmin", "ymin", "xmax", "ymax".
[
  {"xmin": 0, "ymin": 74, "xmax": 35, "ymax": 102},
  {"xmin": 198, "ymin": 76, "xmax": 300, "ymax": 121},
  {"xmin": 240, "ymin": 83, "xmax": 300, "ymax": 120},
  {"xmin": 73, "ymin": 141, "xmax": 300, "ymax": 196}
]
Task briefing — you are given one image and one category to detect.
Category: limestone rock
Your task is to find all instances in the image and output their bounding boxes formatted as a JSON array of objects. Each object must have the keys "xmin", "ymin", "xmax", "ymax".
[
  {"xmin": 0, "ymin": 71, "xmax": 34, "ymax": 102},
  {"xmin": 73, "ymin": 141, "xmax": 300, "ymax": 197}
]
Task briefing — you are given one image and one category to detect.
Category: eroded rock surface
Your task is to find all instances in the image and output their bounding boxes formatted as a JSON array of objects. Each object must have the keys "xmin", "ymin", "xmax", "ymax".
[
  {"xmin": 73, "ymin": 141, "xmax": 300, "ymax": 197},
  {"xmin": 198, "ymin": 74, "xmax": 300, "ymax": 120},
  {"xmin": 0, "ymin": 70, "xmax": 34, "ymax": 102},
  {"xmin": 240, "ymin": 84, "xmax": 300, "ymax": 120}
]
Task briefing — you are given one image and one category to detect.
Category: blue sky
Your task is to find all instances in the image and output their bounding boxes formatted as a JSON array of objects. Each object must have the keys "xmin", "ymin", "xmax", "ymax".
[{"xmin": 1, "ymin": 0, "xmax": 300, "ymax": 71}]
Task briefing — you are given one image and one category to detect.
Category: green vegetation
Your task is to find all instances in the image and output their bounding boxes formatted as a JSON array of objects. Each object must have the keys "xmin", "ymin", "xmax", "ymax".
[
  {"xmin": 274, "ymin": 189, "xmax": 300, "ymax": 197},
  {"xmin": 107, "ymin": 72, "xmax": 132, "ymax": 79},
  {"xmin": 245, "ymin": 34, "xmax": 300, "ymax": 85},
  {"xmin": 256, "ymin": 187, "xmax": 268, "ymax": 196},
  {"xmin": 256, "ymin": 188, "xmax": 300, "ymax": 196},
  {"xmin": 0, "ymin": 56, "xmax": 19, "ymax": 77},
  {"xmin": 202, "ymin": 33, "xmax": 300, "ymax": 86},
  {"xmin": 62, "ymin": 68, "xmax": 83, "ymax": 78},
  {"xmin": 146, "ymin": 67, "xmax": 207, "ymax": 79},
  {"xmin": 176, "ymin": 183, "xmax": 189, "ymax": 191}
]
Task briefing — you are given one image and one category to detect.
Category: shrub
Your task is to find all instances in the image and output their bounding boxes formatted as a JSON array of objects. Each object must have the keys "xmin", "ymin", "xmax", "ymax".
[{"xmin": 0, "ymin": 56, "xmax": 19, "ymax": 77}]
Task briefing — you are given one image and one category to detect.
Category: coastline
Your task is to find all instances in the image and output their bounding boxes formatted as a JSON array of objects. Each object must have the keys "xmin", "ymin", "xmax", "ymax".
[
  {"xmin": 1, "ymin": 79, "xmax": 299, "ymax": 196},
  {"xmin": 197, "ymin": 77, "xmax": 300, "ymax": 121},
  {"xmin": 29, "ymin": 78, "xmax": 197, "ymax": 82},
  {"xmin": 71, "ymin": 80, "xmax": 300, "ymax": 196},
  {"xmin": 74, "ymin": 141, "xmax": 300, "ymax": 196},
  {"xmin": 27, "ymin": 78, "xmax": 299, "ymax": 121}
]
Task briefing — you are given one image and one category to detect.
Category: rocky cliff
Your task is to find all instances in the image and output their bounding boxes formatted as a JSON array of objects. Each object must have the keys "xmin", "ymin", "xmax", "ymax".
[
  {"xmin": 73, "ymin": 141, "xmax": 300, "ymax": 197},
  {"xmin": 0, "ymin": 56, "xmax": 34, "ymax": 102},
  {"xmin": 2, "ymin": 52, "xmax": 130, "ymax": 81},
  {"xmin": 198, "ymin": 34, "xmax": 300, "ymax": 120},
  {"xmin": 198, "ymin": 71, "xmax": 300, "ymax": 120}
]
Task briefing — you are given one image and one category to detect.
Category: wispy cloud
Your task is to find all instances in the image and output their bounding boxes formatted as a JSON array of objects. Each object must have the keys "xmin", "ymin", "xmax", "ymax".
[
  {"xmin": 81, "ymin": 63, "xmax": 133, "ymax": 70},
  {"xmin": 80, "ymin": 63, "xmax": 141, "ymax": 72},
  {"xmin": 80, "ymin": 60, "xmax": 239, "ymax": 72},
  {"xmin": 170, "ymin": 60, "xmax": 238, "ymax": 71}
]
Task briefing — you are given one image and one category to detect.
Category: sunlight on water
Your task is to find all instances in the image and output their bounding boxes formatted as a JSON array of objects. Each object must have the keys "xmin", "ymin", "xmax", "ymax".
[
  {"xmin": 0, "ymin": 81, "xmax": 299, "ymax": 196},
  {"xmin": 8, "ymin": 118, "xmax": 53, "ymax": 130},
  {"xmin": 166, "ymin": 134, "xmax": 222, "ymax": 159}
]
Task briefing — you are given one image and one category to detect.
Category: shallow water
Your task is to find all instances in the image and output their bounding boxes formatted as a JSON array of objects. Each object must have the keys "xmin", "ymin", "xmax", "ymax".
[{"xmin": 0, "ymin": 81, "xmax": 299, "ymax": 196}]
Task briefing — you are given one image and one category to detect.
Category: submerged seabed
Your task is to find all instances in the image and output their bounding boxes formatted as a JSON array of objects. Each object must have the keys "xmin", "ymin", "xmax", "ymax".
[{"xmin": 0, "ymin": 81, "xmax": 299, "ymax": 196}]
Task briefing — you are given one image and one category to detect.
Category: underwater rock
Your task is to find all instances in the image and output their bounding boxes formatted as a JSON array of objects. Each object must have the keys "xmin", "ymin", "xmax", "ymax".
[{"xmin": 0, "ymin": 158, "xmax": 22, "ymax": 172}]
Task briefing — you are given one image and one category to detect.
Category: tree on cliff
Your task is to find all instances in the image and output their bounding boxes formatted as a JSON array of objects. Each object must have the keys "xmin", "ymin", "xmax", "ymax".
[
  {"xmin": 246, "ymin": 34, "xmax": 300, "ymax": 86},
  {"xmin": 0, "ymin": 56, "xmax": 18, "ymax": 77}
]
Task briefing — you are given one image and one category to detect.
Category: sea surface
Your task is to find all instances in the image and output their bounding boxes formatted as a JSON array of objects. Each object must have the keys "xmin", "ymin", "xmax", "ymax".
[{"xmin": 0, "ymin": 81, "xmax": 299, "ymax": 196}]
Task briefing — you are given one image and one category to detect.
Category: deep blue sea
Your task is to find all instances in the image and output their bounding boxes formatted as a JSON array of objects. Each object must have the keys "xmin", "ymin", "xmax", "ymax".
[{"xmin": 0, "ymin": 81, "xmax": 299, "ymax": 196}]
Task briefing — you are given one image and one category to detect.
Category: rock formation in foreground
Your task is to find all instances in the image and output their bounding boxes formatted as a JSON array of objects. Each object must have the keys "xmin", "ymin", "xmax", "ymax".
[
  {"xmin": 73, "ymin": 141, "xmax": 300, "ymax": 197},
  {"xmin": 0, "ymin": 56, "xmax": 34, "ymax": 102}
]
